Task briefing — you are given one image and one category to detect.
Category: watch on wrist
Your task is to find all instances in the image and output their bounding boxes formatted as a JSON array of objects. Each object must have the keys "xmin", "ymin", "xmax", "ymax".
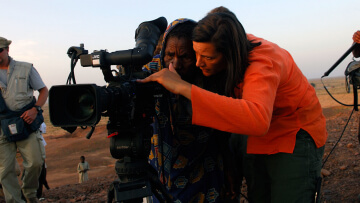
[{"xmin": 34, "ymin": 105, "xmax": 42, "ymax": 112}]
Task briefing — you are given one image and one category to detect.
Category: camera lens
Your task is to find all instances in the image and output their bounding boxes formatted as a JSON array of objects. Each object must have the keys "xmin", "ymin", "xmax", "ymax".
[{"xmin": 65, "ymin": 88, "xmax": 95, "ymax": 122}]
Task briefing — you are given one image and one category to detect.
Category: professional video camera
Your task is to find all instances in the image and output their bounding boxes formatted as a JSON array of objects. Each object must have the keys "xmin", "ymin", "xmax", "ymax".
[{"xmin": 49, "ymin": 17, "xmax": 173, "ymax": 203}]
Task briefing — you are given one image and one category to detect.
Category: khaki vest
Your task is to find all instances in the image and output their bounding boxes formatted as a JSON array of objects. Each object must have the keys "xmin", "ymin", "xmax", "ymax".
[{"xmin": 0, "ymin": 57, "xmax": 34, "ymax": 111}]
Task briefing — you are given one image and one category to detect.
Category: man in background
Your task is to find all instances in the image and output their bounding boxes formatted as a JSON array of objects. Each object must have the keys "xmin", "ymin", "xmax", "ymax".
[
  {"xmin": 77, "ymin": 156, "xmax": 90, "ymax": 183},
  {"xmin": 0, "ymin": 36, "xmax": 48, "ymax": 203}
]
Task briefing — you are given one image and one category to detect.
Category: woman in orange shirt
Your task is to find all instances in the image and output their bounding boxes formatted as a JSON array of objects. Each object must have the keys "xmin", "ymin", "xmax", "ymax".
[{"xmin": 139, "ymin": 7, "xmax": 327, "ymax": 202}]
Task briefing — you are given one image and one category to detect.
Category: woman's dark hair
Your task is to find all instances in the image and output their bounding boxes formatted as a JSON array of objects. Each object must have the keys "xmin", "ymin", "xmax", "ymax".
[
  {"xmin": 166, "ymin": 21, "xmax": 197, "ymax": 42},
  {"xmin": 207, "ymin": 6, "xmax": 234, "ymax": 15},
  {"xmin": 192, "ymin": 10, "xmax": 261, "ymax": 97}
]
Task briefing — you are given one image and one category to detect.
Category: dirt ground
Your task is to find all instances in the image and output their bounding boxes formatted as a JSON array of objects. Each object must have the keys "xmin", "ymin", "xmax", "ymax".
[
  {"xmin": 320, "ymin": 106, "xmax": 360, "ymax": 202},
  {"xmin": 1, "ymin": 78, "xmax": 360, "ymax": 203}
]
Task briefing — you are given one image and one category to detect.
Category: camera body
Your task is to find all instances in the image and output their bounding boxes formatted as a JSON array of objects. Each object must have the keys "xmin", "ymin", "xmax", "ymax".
[{"xmin": 49, "ymin": 17, "xmax": 167, "ymax": 160}]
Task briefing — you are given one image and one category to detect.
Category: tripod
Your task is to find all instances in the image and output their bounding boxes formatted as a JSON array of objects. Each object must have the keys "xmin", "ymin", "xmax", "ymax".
[{"xmin": 107, "ymin": 156, "xmax": 173, "ymax": 203}]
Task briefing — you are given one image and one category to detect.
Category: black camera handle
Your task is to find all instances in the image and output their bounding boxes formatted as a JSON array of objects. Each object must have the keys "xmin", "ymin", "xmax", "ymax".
[{"xmin": 66, "ymin": 44, "xmax": 89, "ymax": 85}]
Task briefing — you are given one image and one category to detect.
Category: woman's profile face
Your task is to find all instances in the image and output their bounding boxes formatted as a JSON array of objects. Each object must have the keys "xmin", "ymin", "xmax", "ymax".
[{"xmin": 193, "ymin": 41, "xmax": 226, "ymax": 77}]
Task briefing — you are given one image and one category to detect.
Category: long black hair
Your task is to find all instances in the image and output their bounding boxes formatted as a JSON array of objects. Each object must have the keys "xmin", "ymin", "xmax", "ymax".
[{"xmin": 192, "ymin": 10, "xmax": 261, "ymax": 97}]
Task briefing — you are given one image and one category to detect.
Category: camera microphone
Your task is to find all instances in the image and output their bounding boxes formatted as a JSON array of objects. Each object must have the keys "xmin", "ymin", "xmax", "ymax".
[{"xmin": 80, "ymin": 17, "xmax": 168, "ymax": 68}]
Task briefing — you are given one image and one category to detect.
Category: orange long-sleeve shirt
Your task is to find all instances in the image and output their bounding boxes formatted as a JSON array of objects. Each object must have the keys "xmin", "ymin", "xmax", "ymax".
[{"xmin": 191, "ymin": 34, "xmax": 327, "ymax": 154}]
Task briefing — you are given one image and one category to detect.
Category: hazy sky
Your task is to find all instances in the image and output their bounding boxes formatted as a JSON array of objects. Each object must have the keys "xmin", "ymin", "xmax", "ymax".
[{"xmin": 2, "ymin": 0, "xmax": 360, "ymax": 88}]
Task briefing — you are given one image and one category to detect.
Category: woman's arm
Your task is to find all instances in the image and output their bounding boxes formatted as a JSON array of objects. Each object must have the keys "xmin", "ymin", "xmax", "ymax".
[
  {"xmin": 138, "ymin": 66, "xmax": 192, "ymax": 99},
  {"xmin": 191, "ymin": 64, "xmax": 279, "ymax": 137}
]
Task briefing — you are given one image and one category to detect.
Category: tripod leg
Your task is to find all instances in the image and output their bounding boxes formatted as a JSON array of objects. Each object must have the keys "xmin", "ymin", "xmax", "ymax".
[
  {"xmin": 147, "ymin": 170, "xmax": 173, "ymax": 203},
  {"xmin": 107, "ymin": 182, "xmax": 115, "ymax": 203}
]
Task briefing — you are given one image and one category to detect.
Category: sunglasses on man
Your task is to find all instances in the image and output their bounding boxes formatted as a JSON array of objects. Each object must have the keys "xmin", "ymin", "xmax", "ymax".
[{"xmin": 0, "ymin": 48, "xmax": 6, "ymax": 53}]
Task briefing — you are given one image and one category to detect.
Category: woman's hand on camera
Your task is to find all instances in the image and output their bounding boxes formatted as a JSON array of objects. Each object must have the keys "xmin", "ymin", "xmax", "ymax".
[{"xmin": 137, "ymin": 63, "xmax": 192, "ymax": 99}]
